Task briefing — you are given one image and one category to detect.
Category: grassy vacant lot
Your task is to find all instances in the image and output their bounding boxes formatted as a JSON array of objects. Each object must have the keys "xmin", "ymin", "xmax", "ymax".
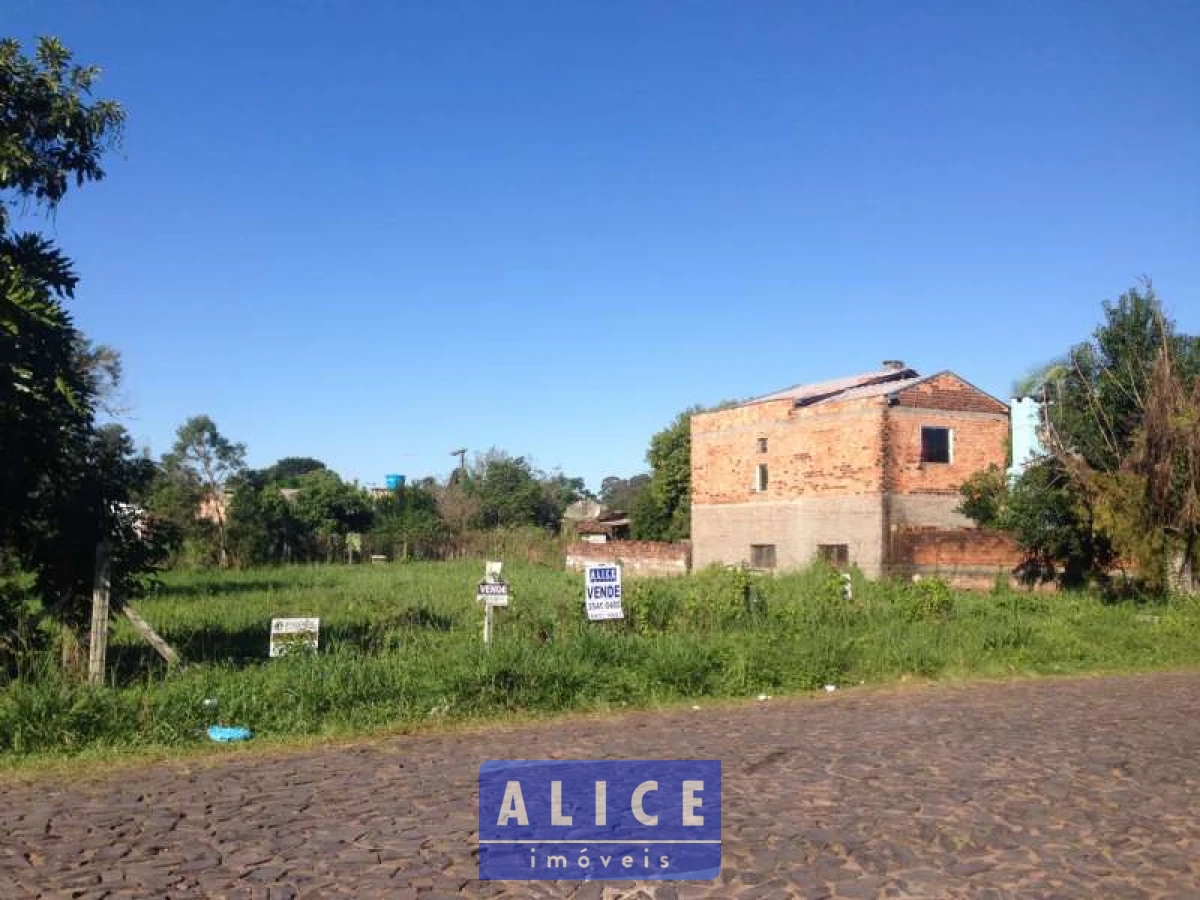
[{"xmin": 2, "ymin": 560, "xmax": 1198, "ymax": 761}]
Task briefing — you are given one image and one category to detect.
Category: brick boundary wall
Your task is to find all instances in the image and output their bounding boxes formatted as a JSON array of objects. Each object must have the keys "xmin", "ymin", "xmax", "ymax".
[
  {"xmin": 887, "ymin": 526, "xmax": 1040, "ymax": 591},
  {"xmin": 565, "ymin": 541, "xmax": 691, "ymax": 578}
]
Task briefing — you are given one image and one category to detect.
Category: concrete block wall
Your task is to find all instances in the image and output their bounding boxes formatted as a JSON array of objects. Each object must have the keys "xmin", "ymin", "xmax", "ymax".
[
  {"xmin": 565, "ymin": 541, "xmax": 690, "ymax": 578},
  {"xmin": 692, "ymin": 494, "xmax": 886, "ymax": 576}
]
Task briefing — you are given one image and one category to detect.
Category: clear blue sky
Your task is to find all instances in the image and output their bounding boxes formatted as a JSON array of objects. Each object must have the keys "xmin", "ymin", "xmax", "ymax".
[{"xmin": 9, "ymin": 1, "xmax": 1199, "ymax": 492}]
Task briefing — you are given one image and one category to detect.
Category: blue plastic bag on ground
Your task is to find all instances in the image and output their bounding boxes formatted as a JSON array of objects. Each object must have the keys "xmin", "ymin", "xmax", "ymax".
[{"xmin": 207, "ymin": 725, "xmax": 252, "ymax": 742}]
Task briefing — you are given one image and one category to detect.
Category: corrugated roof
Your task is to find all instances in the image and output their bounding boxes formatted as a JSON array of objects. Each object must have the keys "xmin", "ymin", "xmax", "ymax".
[
  {"xmin": 813, "ymin": 374, "xmax": 931, "ymax": 405},
  {"xmin": 747, "ymin": 366, "xmax": 920, "ymax": 406}
]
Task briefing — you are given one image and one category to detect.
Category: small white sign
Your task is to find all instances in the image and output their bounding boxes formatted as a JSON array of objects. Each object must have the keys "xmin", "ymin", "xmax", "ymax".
[
  {"xmin": 269, "ymin": 617, "xmax": 320, "ymax": 657},
  {"xmin": 477, "ymin": 580, "xmax": 510, "ymax": 607},
  {"xmin": 584, "ymin": 563, "xmax": 624, "ymax": 620}
]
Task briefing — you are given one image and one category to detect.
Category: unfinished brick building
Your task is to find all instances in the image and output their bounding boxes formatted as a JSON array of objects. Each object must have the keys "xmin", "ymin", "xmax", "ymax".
[{"xmin": 690, "ymin": 362, "xmax": 1009, "ymax": 578}]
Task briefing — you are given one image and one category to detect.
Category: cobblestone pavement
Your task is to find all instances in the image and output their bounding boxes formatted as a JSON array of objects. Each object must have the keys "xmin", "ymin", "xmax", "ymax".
[{"xmin": 2, "ymin": 671, "xmax": 1199, "ymax": 899}]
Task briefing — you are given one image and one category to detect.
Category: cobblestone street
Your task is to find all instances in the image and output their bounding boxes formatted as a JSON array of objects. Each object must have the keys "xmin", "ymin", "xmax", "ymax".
[{"xmin": 3, "ymin": 671, "xmax": 1199, "ymax": 899}]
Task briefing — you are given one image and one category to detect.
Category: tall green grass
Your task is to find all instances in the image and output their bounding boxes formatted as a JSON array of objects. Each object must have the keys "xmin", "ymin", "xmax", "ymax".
[{"xmin": 2, "ymin": 561, "xmax": 1197, "ymax": 759}]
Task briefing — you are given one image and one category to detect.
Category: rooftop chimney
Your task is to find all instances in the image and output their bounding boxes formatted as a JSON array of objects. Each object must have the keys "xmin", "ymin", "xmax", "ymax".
[{"xmin": 881, "ymin": 360, "xmax": 906, "ymax": 371}]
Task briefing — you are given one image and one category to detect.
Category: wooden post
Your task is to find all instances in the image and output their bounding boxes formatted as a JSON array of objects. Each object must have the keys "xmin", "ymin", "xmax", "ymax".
[
  {"xmin": 87, "ymin": 542, "xmax": 112, "ymax": 686},
  {"xmin": 121, "ymin": 603, "xmax": 181, "ymax": 667}
]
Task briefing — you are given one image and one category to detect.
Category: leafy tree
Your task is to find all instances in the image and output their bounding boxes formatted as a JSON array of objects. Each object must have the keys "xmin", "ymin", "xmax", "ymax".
[
  {"xmin": 1042, "ymin": 280, "xmax": 1200, "ymax": 471},
  {"xmin": 162, "ymin": 416, "xmax": 246, "ymax": 567},
  {"xmin": 0, "ymin": 37, "xmax": 156, "ymax": 668},
  {"xmin": 437, "ymin": 479, "xmax": 482, "ymax": 535},
  {"xmin": 226, "ymin": 470, "xmax": 302, "ymax": 566},
  {"xmin": 263, "ymin": 457, "xmax": 327, "ymax": 486},
  {"xmin": 369, "ymin": 484, "xmax": 448, "ymax": 559},
  {"xmin": 541, "ymin": 472, "xmax": 593, "ymax": 523},
  {"xmin": 599, "ymin": 474, "xmax": 651, "ymax": 512},
  {"xmin": 632, "ymin": 406, "xmax": 716, "ymax": 541},
  {"xmin": 1087, "ymin": 342, "xmax": 1200, "ymax": 592},
  {"xmin": 292, "ymin": 469, "xmax": 373, "ymax": 562},
  {"xmin": 143, "ymin": 462, "xmax": 210, "ymax": 563},
  {"xmin": 1, "ymin": 36, "xmax": 124, "ymax": 566},
  {"xmin": 958, "ymin": 461, "xmax": 1115, "ymax": 587},
  {"xmin": 467, "ymin": 452, "xmax": 557, "ymax": 529},
  {"xmin": 630, "ymin": 484, "xmax": 674, "ymax": 541},
  {"xmin": 962, "ymin": 281, "xmax": 1198, "ymax": 591}
]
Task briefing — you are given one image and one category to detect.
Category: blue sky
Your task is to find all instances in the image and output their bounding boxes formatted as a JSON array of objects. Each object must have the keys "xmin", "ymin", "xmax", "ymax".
[{"xmin": 9, "ymin": 1, "xmax": 1199, "ymax": 492}]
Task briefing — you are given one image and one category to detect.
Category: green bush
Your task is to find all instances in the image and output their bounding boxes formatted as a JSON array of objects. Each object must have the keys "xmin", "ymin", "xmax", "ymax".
[{"xmin": 900, "ymin": 577, "xmax": 955, "ymax": 621}]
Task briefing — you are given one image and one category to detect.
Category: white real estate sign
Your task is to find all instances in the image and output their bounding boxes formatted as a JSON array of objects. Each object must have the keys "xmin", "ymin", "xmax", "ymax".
[
  {"xmin": 584, "ymin": 563, "xmax": 624, "ymax": 620},
  {"xmin": 269, "ymin": 617, "xmax": 320, "ymax": 657},
  {"xmin": 476, "ymin": 580, "xmax": 510, "ymax": 607}
]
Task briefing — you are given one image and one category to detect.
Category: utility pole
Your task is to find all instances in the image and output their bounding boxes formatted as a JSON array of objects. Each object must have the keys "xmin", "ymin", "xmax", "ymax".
[{"xmin": 450, "ymin": 449, "xmax": 469, "ymax": 556}]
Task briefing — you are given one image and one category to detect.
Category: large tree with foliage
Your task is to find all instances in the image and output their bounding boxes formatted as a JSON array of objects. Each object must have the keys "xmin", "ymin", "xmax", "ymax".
[
  {"xmin": 226, "ymin": 469, "xmax": 302, "ymax": 565},
  {"xmin": 631, "ymin": 406, "xmax": 707, "ymax": 541},
  {"xmin": 162, "ymin": 416, "xmax": 246, "ymax": 567},
  {"xmin": 1042, "ymin": 282, "xmax": 1200, "ymax": 471},
  {"xmin": 2, "ymin": 37, "xmax": 124, "ymax": 555},
  {"xmin": 598, "ymin": 474, "xmax": 651, "ymax": 512},
  {"xmin": 292, "ymin": 468, "xmax": 373, "ymax": 561},
  {"xmin": 466, "ymin": 451, "xmax": 559, "ymax": 530},
  {"xmin": 264, "ymin": 457, "xmax": 327, "ymax": 486},
  {"xmin": 369, "ymin": 483, "xmax": 447, "ymax": 560},
  {"xmin": 0, "ymin": 37, "xmax": 157, "ymax": 666},
  {"xmin": 961, "ymin": 281, "xmax": 1199, "ymax": 592},
  {"xmin": 959, "ymin": 460, "xmax": 1115, "ymax": 586}
]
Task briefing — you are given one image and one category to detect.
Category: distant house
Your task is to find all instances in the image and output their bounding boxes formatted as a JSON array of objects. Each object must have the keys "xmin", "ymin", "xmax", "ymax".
[
  {"xmin": 691, "ymin": 362, "xmax": 1010, "ymax": 577},
  {"xmin": 197, "ymin": 485, "xmax": 301, "ymax": 524},
  {"xmin": 574, "ymin": 511, "xmax": 632, "ymax": 544}
]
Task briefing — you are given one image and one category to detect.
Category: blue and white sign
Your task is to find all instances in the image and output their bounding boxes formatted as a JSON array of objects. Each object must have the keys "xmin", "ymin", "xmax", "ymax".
[
  {"xmin": 479, "ymin": 759, "xmax": 721, "ymax": 880},
  {"xmin": 584, "ymin": 563, "xmax": 623, "ymax": 620}
]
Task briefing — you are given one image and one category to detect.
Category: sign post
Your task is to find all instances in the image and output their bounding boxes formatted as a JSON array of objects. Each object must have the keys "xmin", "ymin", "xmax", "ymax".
[
  {"xmin": 477, "ymin": 561, "xmax": 510, "ymax": 647},
  {"xmin": 584, "ymin": 562, "xmax": 624, "ymax": 621}
]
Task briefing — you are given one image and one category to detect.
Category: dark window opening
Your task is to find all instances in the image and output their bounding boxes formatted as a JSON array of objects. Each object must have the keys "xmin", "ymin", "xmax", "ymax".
[
  {"xmin": 751, "ymin": 544, "xmax": 776, "ymax": 569},
  {"xmin": 755, "ymin": 463, "xmax": 768, "ymax": 492},
  {"xmin": 818, "ymin": 544, "xmax": 849, "ymax": 567},
  {"xmin": 921, "ymin": 426, "xmax": 951, "ymax": 464},
  {"xmin": 756, "ymin": 437, "xmax": 768, "ymax": 453}
]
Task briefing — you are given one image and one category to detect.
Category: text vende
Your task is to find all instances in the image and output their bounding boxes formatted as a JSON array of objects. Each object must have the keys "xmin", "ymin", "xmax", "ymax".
[{"xmin": 586, "ymin": 585, "xmax": 622, "ymax": 600}]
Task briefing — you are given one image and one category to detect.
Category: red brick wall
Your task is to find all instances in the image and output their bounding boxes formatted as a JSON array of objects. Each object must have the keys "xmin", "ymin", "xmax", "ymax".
[
  {"xmin": 890, "ymin": 527, "xmax": 1022, "ymax": 568},
  {"xmin": 692, "ymin": 398, "xmax": 886, "ymax": 504},
  {"xmin": 884, "ymin": 406, "xmax": 1009, "ymax": 497},
  {"xmin": 893, "ymin": 372, "xmax": 1009, "ymax": 414},
  {"xmin": 886, "ymin": 526, "xmax": 1044, "ymax": 591},
  {"xmin": 565, "ymin": 541, "xmax": 690, "ymax": 578}
]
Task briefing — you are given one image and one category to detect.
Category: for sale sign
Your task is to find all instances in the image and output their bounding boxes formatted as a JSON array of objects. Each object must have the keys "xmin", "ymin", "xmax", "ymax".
[
  {"xmin": 269, "ymin": 617, "xmax": 319, "ymax": 657},
  {"xmin": 477, "ymin": 580, "xmax": 510, "ymax": 607},
  {"xmin": 584, "ymin": 563, "xmax": 623, "ymax": 620}
]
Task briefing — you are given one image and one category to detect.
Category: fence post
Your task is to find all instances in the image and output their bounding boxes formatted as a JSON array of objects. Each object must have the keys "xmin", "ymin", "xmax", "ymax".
[{"xmin": 88, "ymin": 542, "xmax": 112, "ymax": 686}]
